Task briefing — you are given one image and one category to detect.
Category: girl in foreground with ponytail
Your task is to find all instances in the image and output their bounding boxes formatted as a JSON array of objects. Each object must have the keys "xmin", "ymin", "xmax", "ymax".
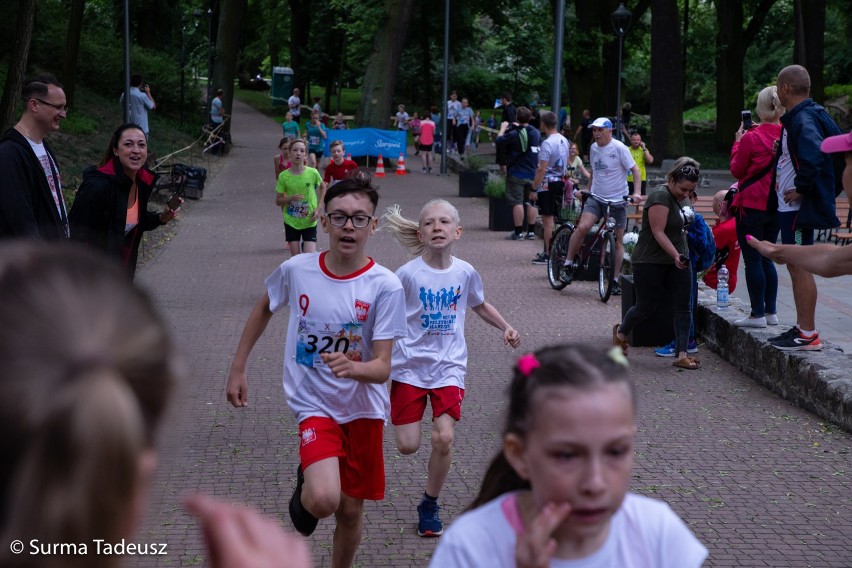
[
  {"xmin": 430, "ymin": 344, "xmax": 707, "ymax": 568},
  {"xmin": 0, "ymin": 242, "xmax": 309, "ymax": 568}
]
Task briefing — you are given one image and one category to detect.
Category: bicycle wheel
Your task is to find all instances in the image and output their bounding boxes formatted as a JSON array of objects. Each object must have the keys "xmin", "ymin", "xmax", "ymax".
[
  {"xmin": 598, "ymin": 230, "xmax": 616, "ymax": 302},
  {"xmin": 547, "ymin": 225, "xmax": 573, "ymax": 290}
]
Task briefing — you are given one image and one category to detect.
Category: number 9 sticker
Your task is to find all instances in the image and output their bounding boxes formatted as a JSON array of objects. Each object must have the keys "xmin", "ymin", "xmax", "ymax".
[{"xmin": 296, "ymin": 318, "xmax": 364, "ymax": 368}]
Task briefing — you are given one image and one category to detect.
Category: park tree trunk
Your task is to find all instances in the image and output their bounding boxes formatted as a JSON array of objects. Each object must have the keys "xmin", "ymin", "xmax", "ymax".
[
  {"xmin": 213, "ymin": 0, "xmax": 246, "ymax": 135},
  {"xmin": 650, "ymin": 0, "xmax": 684, "ymax": 160},
  {"xmin": 566, "ymin": 1, "xmax": 614, "ymax": 135},
  {"xmin": 355, "ymin": 0, "xmax": 416, "ymax": 128},
  {"xmin": 793, "ymin": 0, "xmax": 825, "ymax": 103},
  {"xmin": 62, "ymin": 0, "xmax": 85, "ymax": 106},
  {"xmin": 0, "ymin": 0, "xmax": 35, "ymax": 133},
  {"xmin": 288, "ymin": 0, "xmax": 311, "ymax": 94},
  {"xmin": 714, "ymin": 0, "xmax": 777, "ymax": 152}
]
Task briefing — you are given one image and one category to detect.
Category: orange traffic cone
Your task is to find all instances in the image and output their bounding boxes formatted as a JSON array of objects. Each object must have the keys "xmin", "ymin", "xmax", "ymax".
[
  {"xmin": 375, "ymin": 154, "xmax": 386, "ymax": 177},
  {"xmin": 395, "ymin": 153, "xmax": 407, "ymax": 176}
]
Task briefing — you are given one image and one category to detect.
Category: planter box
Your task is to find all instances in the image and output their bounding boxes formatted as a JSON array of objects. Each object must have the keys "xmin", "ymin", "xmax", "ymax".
[
  {"xmin": 459, "ymin": 171, "xmax": 488, "ymax": 197},
  {"xmin": 619, "ymin": 274, "xmax": 674, "ymax": 347},
  {"xmin": 488, "ymin": 198, "xmax": 515, "ymax": 231}
]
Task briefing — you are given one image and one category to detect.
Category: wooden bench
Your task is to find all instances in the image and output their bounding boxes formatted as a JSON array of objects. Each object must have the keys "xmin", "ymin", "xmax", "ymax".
[
  {"xmin": 628, "ymin": 195, "xmax": 718, "ymax": 231},
  {"xmin": 832, "ymin": 197, "xmax": 852, "ymax": 245}
]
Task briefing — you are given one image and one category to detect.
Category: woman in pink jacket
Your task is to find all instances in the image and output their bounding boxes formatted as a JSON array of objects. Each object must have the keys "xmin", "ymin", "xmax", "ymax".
[{"xmin": 729, "ymin": 86, "xmax": 783, "ymax": 328}]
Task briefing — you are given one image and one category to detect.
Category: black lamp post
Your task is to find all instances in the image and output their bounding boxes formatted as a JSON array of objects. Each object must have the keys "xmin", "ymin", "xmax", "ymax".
[
  {"xmin": 207, "ymin": 7, "xmax": 213, "ymax": 119},
  {"xmin": 611, "ymin": 3, "xmax": 632, "ymax": 141}
]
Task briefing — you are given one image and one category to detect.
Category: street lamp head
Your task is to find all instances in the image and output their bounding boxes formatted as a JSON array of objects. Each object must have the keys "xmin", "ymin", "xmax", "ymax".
[{"xmin": 611, "ymin": 3, "xmax": 633, "ymax": 36}]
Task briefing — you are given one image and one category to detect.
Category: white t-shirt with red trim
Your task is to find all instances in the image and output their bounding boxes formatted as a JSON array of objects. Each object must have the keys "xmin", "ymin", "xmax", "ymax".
[
  {"xmin": 391, "ymin": 257, "xmax": 485, "ymax": 389},
  {"xmin": 265, "ymin": 251, "xmax": 406, "ymax": 424},
  {"xmin": 390, "ymin": 256, "xmax": 485, "ymax": 390},
  {"xmin": 430, "ymin": 492, "xmax": 708, "ymax": 568}
]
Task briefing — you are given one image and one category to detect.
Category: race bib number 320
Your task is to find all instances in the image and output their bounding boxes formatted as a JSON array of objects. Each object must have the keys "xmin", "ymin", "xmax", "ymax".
[{"xmin": 296, "ymin": 318, "xmax": 364, "ymax": 368}]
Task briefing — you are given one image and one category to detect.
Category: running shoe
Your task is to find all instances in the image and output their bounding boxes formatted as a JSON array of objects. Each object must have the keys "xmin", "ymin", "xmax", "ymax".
[
  {"xmin": 289, "ymin": 465, "xmax": 319, "ymax": 536},
  {"xmin": 417, "ymin": 498, "xmax": 444, "ymax": 537},
  {"xmin": 765, "ymin": 313, "xmax": 779, "ymax": 325},
  {"xmin": 611, "ymin": 283, "xmax": 622, "ymax": 296},
  {"xmin": 768, "ymin": 326, "xmax": 799, "ymax": 343},
  {"xmin": 771, "ymin": 330, "xmax": 823, "ymax": 351},
  {"xmin": 505, "ymin": 232, "xmax": 525, "ymax": 241},
  {"xmin": 654, "ymin": 339, "xmax": 699, "ymax": 357},
  {"xmin": 526, "ymin": 232, "xmax": 537, "ymax": 240},
  {"xmin": 532, "ymin": 252, "xmax": 549, "ymax": 265}
]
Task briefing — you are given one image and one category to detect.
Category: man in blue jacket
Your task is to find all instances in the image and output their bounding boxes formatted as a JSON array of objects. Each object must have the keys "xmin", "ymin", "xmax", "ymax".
[
  {"xmin": 769, "ymin": 64, "xmax": 842, "ymax": 351},
  {"xmin": 0, "ymin": 74, "xmax": 69, "ymax": 240},
  {"xmin": 496, "ymin": 106, "xmax": 541, "ymax": 241}
]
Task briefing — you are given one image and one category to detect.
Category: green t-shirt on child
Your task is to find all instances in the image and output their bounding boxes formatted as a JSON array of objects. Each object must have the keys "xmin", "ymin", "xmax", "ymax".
[{"xmin": 276, "ymin": 167, "xmax": 322, "ymax": 230}]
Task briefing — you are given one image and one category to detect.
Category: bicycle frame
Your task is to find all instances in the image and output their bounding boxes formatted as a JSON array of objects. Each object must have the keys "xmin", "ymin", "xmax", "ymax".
[{"xmin": 547, "ymin": 193, "xmax": 625, "ymax": 302}]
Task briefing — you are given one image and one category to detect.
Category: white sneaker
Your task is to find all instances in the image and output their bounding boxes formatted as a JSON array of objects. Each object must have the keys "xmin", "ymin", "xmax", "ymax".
[
  {"xmin": 766, "ymin": 313, "xmax": 779, "ymax": 325},
  {"xmin": 734, "ymin": 316, "xmax": 767, "ymax": 328}
]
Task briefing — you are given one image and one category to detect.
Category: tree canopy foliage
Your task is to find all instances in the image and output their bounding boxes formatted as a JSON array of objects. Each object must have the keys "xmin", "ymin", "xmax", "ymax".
[{"xmin": 1, "ymin": 0, "xmax": 849, "ymax": 153}]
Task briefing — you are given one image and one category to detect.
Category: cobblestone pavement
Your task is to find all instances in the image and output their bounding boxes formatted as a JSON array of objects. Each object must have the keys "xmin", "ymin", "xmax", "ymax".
[{"xmin": 130, "ymin": 101, "xmax": 851, "ymax": 567}]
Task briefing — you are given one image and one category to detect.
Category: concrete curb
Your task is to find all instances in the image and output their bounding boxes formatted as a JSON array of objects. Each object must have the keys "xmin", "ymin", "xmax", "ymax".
[{"xmin": 696, "ymin": 287, "xmax": 852, "ymax": 432}]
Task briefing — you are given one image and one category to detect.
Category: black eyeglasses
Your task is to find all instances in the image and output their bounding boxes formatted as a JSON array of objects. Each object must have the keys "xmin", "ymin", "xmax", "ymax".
[
  {"xmin": 326, "ymin": 213, "xmax": 373, "ymax": 228},
  {"xmin": 33, "ymin": 98, "xmax": 69, "ymax": 113}
]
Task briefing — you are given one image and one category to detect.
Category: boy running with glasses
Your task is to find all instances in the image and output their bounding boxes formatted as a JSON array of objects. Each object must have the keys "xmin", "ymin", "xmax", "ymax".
[{"xmin": 227, "ymin": 169, "xmax": 407, "ymax": 567}]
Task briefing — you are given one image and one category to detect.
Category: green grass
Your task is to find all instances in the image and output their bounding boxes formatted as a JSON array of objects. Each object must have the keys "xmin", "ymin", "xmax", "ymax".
[
  {"xmin": 234, "ymin": 87, "xmax": 361, "ymax": 123},
  {"xmin": 684, "ymin": 132, "xmax": 729, "ymax": 170},
  {"xmin": 683, "ymin": 104, "xmax": 716, "ymax": 123}
]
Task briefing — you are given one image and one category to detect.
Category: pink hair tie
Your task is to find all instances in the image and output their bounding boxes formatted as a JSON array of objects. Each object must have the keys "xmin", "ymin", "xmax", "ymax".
[{"xmin": 517, "ymin": 353, "xmax": 541, "ymax": 377}]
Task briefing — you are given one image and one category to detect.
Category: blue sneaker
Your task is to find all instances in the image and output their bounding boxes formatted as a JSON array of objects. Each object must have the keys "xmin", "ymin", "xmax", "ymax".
[
  {"xmin": 654, "ymin": 339, "xmax": 698, "ymax": 357},
  {"xmin": 417, "ymin": 498, "xmax": 444, "ymax": 537}
]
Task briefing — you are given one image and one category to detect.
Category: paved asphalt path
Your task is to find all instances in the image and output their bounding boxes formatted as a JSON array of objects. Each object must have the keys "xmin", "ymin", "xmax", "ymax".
[{"xmin": 130, "ymin": 101, "xmax": 851, "ymax": 567}]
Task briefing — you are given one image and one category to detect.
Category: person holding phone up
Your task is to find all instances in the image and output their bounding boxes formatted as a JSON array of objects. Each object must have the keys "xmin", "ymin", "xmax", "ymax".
[
  {"xmin": 728, "ymin": 86, "xmax": 784, "ymax": 328},
  {"xmin": 69, "ymin": 123, "xmax": 180, "ymax": 279}
]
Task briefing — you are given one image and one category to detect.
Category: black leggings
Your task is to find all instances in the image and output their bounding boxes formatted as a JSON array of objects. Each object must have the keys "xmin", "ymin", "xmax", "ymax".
[{"xmin": 620, "ymin": 262, "xmax": 692, "ymax": 355}]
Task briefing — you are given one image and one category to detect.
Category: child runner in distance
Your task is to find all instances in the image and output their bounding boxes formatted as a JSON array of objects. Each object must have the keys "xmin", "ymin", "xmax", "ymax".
[
  {"xmin": 418, "ymin": 112, "xmax": 436, "ymax": 174},
  {"xmin": 306, "ymin": 111, "xmax": 328, "ymax": 169},
  {"xmin": 283, "ymin": 111, "xmax": 300, "ymax": 141},
  {"xmin": 324, "ymin": 140, "xmax": 359, "ymax": 187},
  {"xmin": 275, "ymin": 137, "xmax": 292, "ymax": 180},
  {"xmin": 275, "ymin": 139, "xmax": 326, "ymax": 256},
  {"xmin": 382, "ymin": 199, "xmax": 520, "ymax": 538},
  {"xmin": 430, "ymin": 344, "xmax": 708, "ymax": 567},
  {"xmin": 227, "ymin": 170, "xmax": 407, "ymax": 567}
]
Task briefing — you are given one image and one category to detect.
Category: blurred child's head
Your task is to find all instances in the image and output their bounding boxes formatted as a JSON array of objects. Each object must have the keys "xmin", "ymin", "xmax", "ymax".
[
  {"xmin": 278, "ymin": 137, "xmax": 289, "ymax": 152},
  {"xmin": 419, "ymin": 200, "xmax": 462, "ymax": 253},
  {"xmin": 471, "ymin": 345, "xmax": 636, "ymax": 543},
  {"xmin": 330, "ymin": 140, "xmax": 345, "ymax": 163},
  {"xmin": 321, "ymin": 170, "xmax": 380, "ymax": 255},
  {"xmin": 382, "ymin": 199, "xmax": 461, "ymax": 257},
  {"xmin": 289, "ymin": 138, "xmax": 307, "ymax": 163},
  {"xmin": 0, "ymin": 243, "xmax": 179, "ymax": 564},
  {"xmin": 285, "ymin": 112, "xmax": 293, "ymax": 122}
]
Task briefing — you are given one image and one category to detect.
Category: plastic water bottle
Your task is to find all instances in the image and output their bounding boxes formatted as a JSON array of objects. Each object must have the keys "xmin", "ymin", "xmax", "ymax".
[{"xmin": 717, "ymin": 264, "xmax": 730, "ymax": 310}]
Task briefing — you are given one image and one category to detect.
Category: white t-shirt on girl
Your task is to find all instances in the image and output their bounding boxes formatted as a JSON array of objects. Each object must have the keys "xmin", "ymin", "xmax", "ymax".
[
  {"xmin": 266, "ymin": 251, "xmax": 406, "ymax": 424},
  {"xmin": 430, "ymin": 492, "xmax": 708, "ymax": 568},
  {"xmin": 391, "ymin": 256, "xmax": 485, "ymax": 390}
]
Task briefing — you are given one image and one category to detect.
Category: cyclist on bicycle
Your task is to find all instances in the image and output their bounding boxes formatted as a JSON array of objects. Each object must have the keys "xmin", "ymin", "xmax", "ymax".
[{"xmin": 562, "ymin": 117, "xmax": 642, "ymax": 294}]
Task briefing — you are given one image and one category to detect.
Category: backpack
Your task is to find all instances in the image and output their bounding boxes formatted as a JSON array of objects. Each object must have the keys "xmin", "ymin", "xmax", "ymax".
[{"xmin": 687, "ymin": 213, "xmax": 716, "ymax": 272}]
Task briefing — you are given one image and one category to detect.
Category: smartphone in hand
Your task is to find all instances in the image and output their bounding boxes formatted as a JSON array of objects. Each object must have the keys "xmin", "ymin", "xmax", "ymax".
[
  {"xmin": 167, "ymin": 194, "xmax": 182, "ymax": 211},
  {"xmin": 741, "ymin": 110, "xmax": 753, "ymax": 130}
]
